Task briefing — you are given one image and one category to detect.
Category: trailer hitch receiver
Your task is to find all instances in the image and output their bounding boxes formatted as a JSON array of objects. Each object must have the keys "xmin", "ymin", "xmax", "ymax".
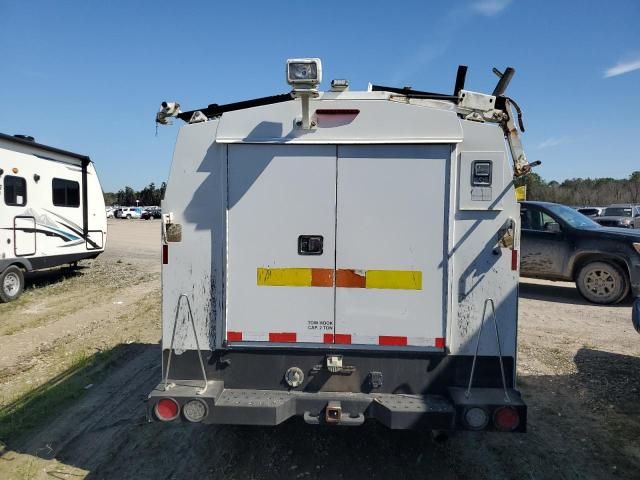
[{"xmin": 325, "ymin": 401, "xmax": 342, "ymax": 424}]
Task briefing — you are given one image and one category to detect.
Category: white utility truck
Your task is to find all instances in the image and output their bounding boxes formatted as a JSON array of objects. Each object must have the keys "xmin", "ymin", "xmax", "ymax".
[
  {"xmin": 149, "ymin": 59, "xmax": 534, "ymax": 432},
  {"xmin": 0, "ymin": 133, "xmax": 106, "ymax": 302}
]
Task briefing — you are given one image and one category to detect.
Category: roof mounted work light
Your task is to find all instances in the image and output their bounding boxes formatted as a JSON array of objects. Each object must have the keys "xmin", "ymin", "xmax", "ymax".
[
  {"xmin": 286, "ymin": 58, "xmax": 322, "ymax": 88},
  {"xmin": 286, "ymin": 58, "xmax": 322, "ymax": 130}
]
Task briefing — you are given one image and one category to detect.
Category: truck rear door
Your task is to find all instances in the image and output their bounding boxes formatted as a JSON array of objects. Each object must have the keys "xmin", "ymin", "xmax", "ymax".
[
  {"xmin": 333, "ymin": 145, "xmax": 449, "ymax": 348},
  {"xmin": 226, "ymin": 143, "xmax": 449, "ymax": 350},
  {"xmin": 226, "ymin": 144, "xmax": 336, "ymax": 344}
]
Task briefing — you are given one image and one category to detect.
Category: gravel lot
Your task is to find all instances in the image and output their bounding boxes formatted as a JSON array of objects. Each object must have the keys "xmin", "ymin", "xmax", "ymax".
[{"xmin": 0, "ymin": 219, "xmax": 639, "ymax": 480}]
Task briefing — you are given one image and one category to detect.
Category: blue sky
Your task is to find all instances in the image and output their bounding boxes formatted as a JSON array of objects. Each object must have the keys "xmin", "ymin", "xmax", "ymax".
[{"xmin": 1, "ymin": 0, "xmax": 638, "ymax": 192}]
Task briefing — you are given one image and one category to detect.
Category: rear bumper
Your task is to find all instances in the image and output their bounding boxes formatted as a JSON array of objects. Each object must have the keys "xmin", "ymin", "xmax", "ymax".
[{"xmin": 147, "ymin": 381, "xmax": 526, "ymax": 431}]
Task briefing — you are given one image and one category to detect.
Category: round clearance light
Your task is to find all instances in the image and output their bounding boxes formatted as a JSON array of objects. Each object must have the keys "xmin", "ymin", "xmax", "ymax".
[
  {"xmin": 154, "ymin": 398, "xmax": 180, "ymax": 422},
  {"xmin": 493, "ymin": 406, "xmax": 520, "ymax": 432},
  {"xmin": 464, "ymin": 407, "xmax": 489, "ymax": 431},
  {"xmin": 183, "ymin": 399, "xmax": 208, "ymax": 423}
]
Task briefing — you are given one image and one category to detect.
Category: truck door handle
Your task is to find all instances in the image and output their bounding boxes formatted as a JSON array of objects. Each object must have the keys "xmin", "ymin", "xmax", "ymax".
[{"xmin": 298, "ymin": 235, "xmax": 323, "ymax": 255}]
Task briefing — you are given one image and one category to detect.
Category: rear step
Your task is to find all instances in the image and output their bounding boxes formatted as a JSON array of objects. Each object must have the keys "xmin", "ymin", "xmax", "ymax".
[{"xmin": 148, "ymin": 381, "xmax": 526, "ymax": 431}]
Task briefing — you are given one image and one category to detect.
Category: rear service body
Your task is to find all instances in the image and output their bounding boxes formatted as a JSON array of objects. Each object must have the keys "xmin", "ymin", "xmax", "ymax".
[{"xmin": 149, "ymin": 62, "xmax": 528, "ymax": 432}]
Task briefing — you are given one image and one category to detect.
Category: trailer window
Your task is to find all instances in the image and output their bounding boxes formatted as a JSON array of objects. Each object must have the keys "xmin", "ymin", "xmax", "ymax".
[
  {"xmin": 52, "ymin": 178, "xmax": 80, "ymax": 207},
  {"xmin": 3, "ymin": 175, "xmax": 27, "ymax": 206}
]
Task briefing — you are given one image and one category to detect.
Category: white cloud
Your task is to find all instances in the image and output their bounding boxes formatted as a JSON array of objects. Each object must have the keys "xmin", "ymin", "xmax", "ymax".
[
  {"xmin": 472, "ymin": 0, "xmax": 512, "ymax": 16},
  {"xmin": 604, "ymin": 57, "xmax": 640, "ymax": 78},
  {"xmin": 389, "ymin": 1, "xmax": 512, "ymax": 83},
  {"xmin": 537, "ymin": 136, "xmax": 570, "ymax": 149}
]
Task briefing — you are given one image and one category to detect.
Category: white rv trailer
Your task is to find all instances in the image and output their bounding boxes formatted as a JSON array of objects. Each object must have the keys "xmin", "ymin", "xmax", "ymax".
[
  {"xmin": 0, "ymin": 133, "xmax": 106, "ymax": 302},
  {"xmin": 149, "ymin": 59, "xmax": 534, "ymax": 432}
]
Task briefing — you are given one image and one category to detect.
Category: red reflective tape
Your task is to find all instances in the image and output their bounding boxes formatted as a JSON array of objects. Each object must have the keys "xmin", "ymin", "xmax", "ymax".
[
  {"xmin": 334, "ymin": 334, "xmax": 352, "ymax": 344},
  {"xmin": 269, "ymin": 332, "xmax": 297, "ymax": 343},
  {"xmin": 227, "ymin": 331, "xmax": 243, "ymax": 342},
  {"xmin": 435, "ymin": 337, "xmax": 446, "ymax": 348},
  {"xmin": 511, "ymin": 249, "xmax": 518, "ymax": 271},
  {"xmin": 323, "ymin": 333, "xmax": 334, "ymax": 343},
  {"xmin": 379, "ymin": 335, "xmax": 407, "ymax": 346},
  {"xmin": 162, "ymin": 244, "xmax": 168, "ymax": 265}
]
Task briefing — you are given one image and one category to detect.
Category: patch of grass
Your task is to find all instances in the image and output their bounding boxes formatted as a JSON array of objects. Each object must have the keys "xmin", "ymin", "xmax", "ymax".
[
  {"xmin": 0, "ymin": 261, "xmax": 156, "ymax": 336},
  {"xmin": 0, "ymin": 348, "xmax": 117, "ymax": 442}
]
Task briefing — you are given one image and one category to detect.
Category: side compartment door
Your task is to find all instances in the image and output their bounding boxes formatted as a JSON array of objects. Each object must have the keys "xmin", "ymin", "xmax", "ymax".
[
  {"xmin": 334, "ymin": 145, "xmax": 449, "ymax": 348},
  {"xmin": 14, "ymin": 216, "xmax": 36, "ymax": 256},
  {"xmin": 226, "ymin": 144, "xmax": 336, "ymax": 344}
]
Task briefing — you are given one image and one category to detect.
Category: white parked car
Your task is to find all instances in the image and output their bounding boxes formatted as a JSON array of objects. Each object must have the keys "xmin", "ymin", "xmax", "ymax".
[{"xmin": 116, "ymin": 207, "xmax": 142, "ymax": 219}]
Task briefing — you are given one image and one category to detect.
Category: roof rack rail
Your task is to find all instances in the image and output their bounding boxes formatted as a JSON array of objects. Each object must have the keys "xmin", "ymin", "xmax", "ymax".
[{"xmin": 177, "ymin": 92, "xmax": 294, "ymax": 122}]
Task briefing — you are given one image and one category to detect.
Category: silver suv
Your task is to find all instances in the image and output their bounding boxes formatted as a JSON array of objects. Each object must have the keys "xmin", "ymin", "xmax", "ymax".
[{"xmin": 595, "ymin": 204, "xmax": 640, "ymax": 229}]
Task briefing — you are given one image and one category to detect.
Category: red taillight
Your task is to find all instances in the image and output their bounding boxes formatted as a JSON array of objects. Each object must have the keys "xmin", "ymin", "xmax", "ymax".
[
  {"xmin": 162, "ymin": 244, "xmax": 168, "ymax": 265},
  {"xmin": 155, "ymin": 398, "xmax": 179, "ymax": 421},
  {"xmin": 493, "ymin": 406, "xmax": 520, "ymax": 431},
  {"xmin": 511, "ymin": 249, "xmax": 518, "ymax": 271}
]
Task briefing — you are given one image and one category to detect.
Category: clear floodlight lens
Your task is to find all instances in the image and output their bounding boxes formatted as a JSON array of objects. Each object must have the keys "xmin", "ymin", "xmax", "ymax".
[
  {"xmin": 290, "ymin": 62, "xmax": 317, "ymax": 81},
  {"xmin": 286, "ymin": 58, "xmax": 322, "ymax": 87}
]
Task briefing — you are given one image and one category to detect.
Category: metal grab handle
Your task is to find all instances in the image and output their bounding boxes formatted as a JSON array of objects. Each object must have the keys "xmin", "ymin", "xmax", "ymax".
[
  {"xmin": 163, "ymin": 294, "xmax": 208, "ymax": 395},
  {"xmin": 465, "ymin": 298, "xmax": 510, "ymax": 402}
]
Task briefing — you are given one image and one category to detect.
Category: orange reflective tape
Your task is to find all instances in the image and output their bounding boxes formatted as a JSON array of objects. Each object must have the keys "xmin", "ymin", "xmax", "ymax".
[
  {"xmin": 335, "ymin": 269, "xmax": 366, "ymax": 288},
  {"xmin": 311, "ymin": 268, "xmax": 334, "ymax": 287}
]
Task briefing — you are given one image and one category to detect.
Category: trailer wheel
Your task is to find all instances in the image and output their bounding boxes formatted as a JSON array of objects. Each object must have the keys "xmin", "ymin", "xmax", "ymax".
[
  {"xmin": 576, "ymin": 261, "xmax": 628, "ymax": 305},
  {"xmin": 0, "ymin": 266, "xmax": 25, "ymax": 303}
]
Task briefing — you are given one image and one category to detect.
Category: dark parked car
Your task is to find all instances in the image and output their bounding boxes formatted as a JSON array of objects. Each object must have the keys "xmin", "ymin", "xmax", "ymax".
[
  {"xmin": 141, "ymin": 207, "xmax": 161, "ymax": 220},
  {"xmin": 520, "ymin": 201, "xmax": 640, "ymax": 304},
  {"xmin": 594, "ymin": 204, "xmax": 640, "ymax": 229}
]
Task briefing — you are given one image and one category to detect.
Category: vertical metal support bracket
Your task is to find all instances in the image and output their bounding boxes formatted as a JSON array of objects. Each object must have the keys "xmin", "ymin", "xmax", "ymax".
[
  {"xmin": 292, "ymin": 89, "xmax": 318, "ymax": 130},
  {"xmin": 163, "ymin": 294, "xmax": 209, "ymax": 395},
  {"xmin": 465, "ymin": 298, "xmax": 510, "ymax": 402},
  {"xmin": 301, "ymin": 95, "xmax": 311, "ymax": 129}
]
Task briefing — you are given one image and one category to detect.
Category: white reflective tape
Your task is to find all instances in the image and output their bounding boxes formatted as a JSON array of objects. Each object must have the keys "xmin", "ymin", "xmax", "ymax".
[
  {"xmin": 243, "ymin": 332, "xmax": 269, "ymax": 342},
  {"xmin": 350, "ymin": 334, "xmax": 378, "ymax": 345}
]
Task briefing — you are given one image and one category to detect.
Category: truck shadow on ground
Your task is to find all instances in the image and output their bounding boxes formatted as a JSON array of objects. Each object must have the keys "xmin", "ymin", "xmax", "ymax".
[
  {"xmin": 1, "ymin": 345, "xmax": 639, "ymax": 480},
  {"xmin": 519, "ymin": 280, "xmax": 634, "ymax": 307}
]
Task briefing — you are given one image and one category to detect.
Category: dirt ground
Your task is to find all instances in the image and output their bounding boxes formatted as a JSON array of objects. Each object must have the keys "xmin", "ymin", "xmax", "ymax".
[{"xmin": 1, "ymin": 219, "xmax": 639, "ymax": 480}]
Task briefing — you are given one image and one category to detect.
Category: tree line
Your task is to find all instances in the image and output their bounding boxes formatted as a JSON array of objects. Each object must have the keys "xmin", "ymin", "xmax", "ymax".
[
  {"xmin": 516, "ymin": 171, "xmax": 640, "ymax": 206},
  {"xmin": 104, "ymin": 171, "xmax": 640, "ymax": 209},
  {"xmin": 103, "ymin": 182, "xmax": 166, "ymax": 207}
]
